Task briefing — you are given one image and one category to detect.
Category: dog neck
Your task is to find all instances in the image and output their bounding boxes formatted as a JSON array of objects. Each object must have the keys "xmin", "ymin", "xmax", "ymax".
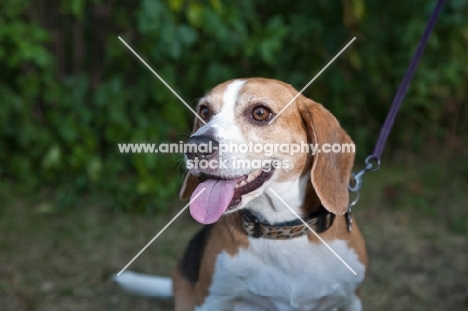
[{"xmin": 245, "ymin": 173, "xmax": 321, "ymax": 224}]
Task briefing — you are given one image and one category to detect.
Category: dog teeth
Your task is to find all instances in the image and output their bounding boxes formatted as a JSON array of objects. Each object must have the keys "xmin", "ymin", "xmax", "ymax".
[
  {"xmin": 251, "ymin": 169, "xmax": 262, "ymax": 178},
  {"xmin": 236, "ymin": 169, "xmax": 263, "ymax": 188},
  {"xmin": 246, "ymin": 169, "xmax": 262, "ymax": 183},
  {"xmin": 247, "ymin": 169, "xmax": 262, "ymax": 181},
  {"xmin": 237, "ymin": 180, "xmax": 247, "ymax": 188}
]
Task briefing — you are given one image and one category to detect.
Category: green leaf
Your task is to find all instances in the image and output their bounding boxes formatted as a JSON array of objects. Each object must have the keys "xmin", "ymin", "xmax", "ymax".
[
  {"xmin": 187, "ymin": 2, "xmax": 203, "ymax": 27},
  {"xmin": 351, "ymin": 0, "xmax": 365, "ymax": 20}
]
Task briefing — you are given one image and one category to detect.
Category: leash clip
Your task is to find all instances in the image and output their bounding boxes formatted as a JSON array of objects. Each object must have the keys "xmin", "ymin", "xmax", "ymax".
[
  {"xmin": 346, "ymin": 192, "xmax": 360, "ymax": 232},
  {"xmin": 348, "ymin": 155, "xmax": 380, "ymax": 193},
  {"xmin": 346, "ymin": 156, "xmax": 380, "ymax": 232}
]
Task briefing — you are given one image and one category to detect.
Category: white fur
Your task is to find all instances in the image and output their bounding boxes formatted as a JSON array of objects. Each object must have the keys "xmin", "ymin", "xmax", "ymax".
[
  {"xmin": 245, "ymin": 173, "xmax": 310, "ymax": 223},
  {"xmin": 192, "ymin": 80, "xmax": 250, "ymax": 178},
  {"xmin": 194, "ymin": 79, "xmax": 246, "ymax": 145},
  {"xmin": 112, "ymin": 271, "xmax": 173, "ymax": 298},
  {"xmin": 196, "ymin": 238, "xmax": 365, "ymax": 311}
]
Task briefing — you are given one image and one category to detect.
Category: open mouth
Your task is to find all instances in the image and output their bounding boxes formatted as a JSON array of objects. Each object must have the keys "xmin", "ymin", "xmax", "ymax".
[
  {"xmin": 189, "ymin": 168, "xmax": 274, "ymax": 225},
  {"xmin": 231, "ymin": 168, "xmax": 274, "ymax": 207}
]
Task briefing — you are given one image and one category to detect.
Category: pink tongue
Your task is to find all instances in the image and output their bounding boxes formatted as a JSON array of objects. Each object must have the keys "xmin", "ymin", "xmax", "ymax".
[{"xmin": 190, "ymin": 178, "xmax": 241, "ymax": 225}]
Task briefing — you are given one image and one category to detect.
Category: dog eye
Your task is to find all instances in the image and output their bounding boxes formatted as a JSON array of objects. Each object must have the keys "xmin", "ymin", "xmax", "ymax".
[
  {"xmin": 251, "ymin": 106, "xmax": 272, "ymax": 122},
  {"xmin": 199, "ymin": 105, "xmax": 211, "ymax": 120}
]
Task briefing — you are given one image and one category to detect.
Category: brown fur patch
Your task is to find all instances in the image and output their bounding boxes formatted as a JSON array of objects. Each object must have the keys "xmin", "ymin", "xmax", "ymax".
[{"xmin": 177, "ymin": 215, "xmax": 249, "ymax": 306}]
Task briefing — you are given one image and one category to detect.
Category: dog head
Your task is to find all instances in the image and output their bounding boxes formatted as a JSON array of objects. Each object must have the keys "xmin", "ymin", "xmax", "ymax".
[{"xmin": 180, "ymin": 78, "xmax": 355, "ymax": 224}]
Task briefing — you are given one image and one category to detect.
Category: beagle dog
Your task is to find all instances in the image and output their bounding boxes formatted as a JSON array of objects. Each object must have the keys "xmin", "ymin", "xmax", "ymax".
[
  {"xmin": 116, "ymin": 78, "xmax": 367, "ymax": 311},
  {"xmin": 175, "ymin": 77, "xmax": 367, "ymax": 310}
]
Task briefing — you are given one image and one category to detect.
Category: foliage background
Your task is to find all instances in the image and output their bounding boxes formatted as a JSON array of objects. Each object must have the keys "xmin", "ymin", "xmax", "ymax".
[{"xmin": 1, "ymin": 0, "xmax": 467, "ymax": 212}]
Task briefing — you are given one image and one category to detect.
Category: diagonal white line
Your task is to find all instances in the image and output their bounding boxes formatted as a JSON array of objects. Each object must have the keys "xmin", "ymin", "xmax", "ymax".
[
  {"xmin": 118, "ymin": 36, "xmax": 206, "ymax": 125},
  {"xmin": 116, "ymin": 188, "xmax": 206, "ymax": 276},
  {"xmin": 268, "ymin": 188, "xmax": 357, "ymax": 276},
  {"xmin": 268, "ymin": 37, "xmax": 356, "ymax": 124}
]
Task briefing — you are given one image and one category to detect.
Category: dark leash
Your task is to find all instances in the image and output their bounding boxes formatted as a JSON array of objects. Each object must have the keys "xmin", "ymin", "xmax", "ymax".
[{"xmin": 346, "ymin": 0, "xmax": 447, "ymax": 232}]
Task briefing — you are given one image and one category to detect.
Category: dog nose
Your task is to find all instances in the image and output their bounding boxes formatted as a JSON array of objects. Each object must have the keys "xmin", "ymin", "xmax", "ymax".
[{"xmin": 185, "ymin": 135, "xmax": 219, "ymax": 161}]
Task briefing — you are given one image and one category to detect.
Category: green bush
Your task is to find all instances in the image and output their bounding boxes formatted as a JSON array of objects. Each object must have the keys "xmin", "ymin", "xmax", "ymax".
[{"xmin": 0, "ymin": 0, "xmax": 466, "ymax": 212}]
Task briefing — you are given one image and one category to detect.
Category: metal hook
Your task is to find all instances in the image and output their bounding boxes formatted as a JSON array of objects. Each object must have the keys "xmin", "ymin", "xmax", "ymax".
[
  {"xmin": 364, "ymin": 155, "xmax": 381, "ymax": 171},
  {"xmin": 348, "ymin": 156, "xmax": 381, "ymax": 193},
  {"xmin": 349, "ymin": 191, "xmax": 360, "ymax": 208},
  {"xmin": 346, "ymin": 191, "xmax": 360, "ymax": 232},
  {"xmin": 346, "ymin": 156, "xmax": 380, "ymax": 232}
]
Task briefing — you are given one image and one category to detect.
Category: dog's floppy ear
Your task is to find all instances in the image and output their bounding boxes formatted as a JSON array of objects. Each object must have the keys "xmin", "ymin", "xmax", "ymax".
[
  {"xmin": 179, "ymin": 116, "xmax": 204, "ymax": 200},
  {"xmin": 298, "ymin": 97, "xmax": 355, "ymax": 215}
]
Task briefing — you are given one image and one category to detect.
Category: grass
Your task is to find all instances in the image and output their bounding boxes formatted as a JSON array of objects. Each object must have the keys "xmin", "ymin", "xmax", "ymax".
[
  {"xmin": 0, "ymin": 158, "xmax": 467, "ymax": 310},
  {"xmin": 357, "ymin": 159, "xmax": 468, "ymax": 310}
]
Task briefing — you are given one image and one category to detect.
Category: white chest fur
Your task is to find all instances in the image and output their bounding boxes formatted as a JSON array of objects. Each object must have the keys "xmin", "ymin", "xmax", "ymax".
[{"xmin": 196, "ymin": 236, "xmax": 365, "ymax": 311}]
